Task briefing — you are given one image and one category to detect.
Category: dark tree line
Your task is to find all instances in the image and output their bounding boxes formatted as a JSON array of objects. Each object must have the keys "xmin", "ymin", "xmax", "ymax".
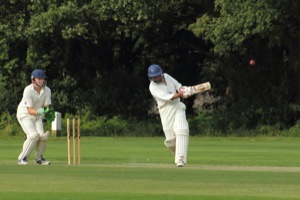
[{"xmin": 1, "ymin": 0, "xmax": 300, "ymax": 130}]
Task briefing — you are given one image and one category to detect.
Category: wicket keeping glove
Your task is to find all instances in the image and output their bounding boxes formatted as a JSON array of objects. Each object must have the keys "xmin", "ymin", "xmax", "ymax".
[
  {"xmin": 37, "ymin": 108, "xmax": 46, "ymax": 116},
  {"xmin": 44, "ymin": 108, "xmax": 55, "ymax": 124}
]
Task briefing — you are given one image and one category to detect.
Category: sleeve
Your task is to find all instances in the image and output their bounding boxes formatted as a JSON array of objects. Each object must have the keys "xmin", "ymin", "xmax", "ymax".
[
  {"xmin": 149, "ymin": 84, "xmax": 174, "ymax": 101},
  {"xmin": 21, "ymin": 87, "xmax": 33, "ymax": 107},
  {"xmin": 44, "ymin": 87, "xmax": 52, "ymax": 106},
  {"xmin": 165, "ymin": 74, "xmax": 182, "ymax": 91}
]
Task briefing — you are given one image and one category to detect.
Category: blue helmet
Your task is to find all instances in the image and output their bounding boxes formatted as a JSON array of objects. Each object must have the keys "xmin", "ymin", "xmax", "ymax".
[
  {"xmin": 31, "ymin": 69, "xmax": 47, "ymax": 79},
  {"xmin": 147, "ymin": 64, "xmax": 163, "ymax": 78}
]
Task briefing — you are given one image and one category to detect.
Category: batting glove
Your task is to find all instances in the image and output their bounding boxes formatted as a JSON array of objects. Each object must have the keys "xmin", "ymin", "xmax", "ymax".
[{"xmin": 179, "ymin": 86, "xmax": 192, "ymax": 98}]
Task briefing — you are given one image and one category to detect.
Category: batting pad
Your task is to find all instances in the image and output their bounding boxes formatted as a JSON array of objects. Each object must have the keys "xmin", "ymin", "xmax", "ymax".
[
  {"xmin": 175, "ymin": 135, "xmax": 189, "ymax": 164},
  {"xmin": 164, "ymin": 137, "xmax": 176, "ymax": 154},
  {"xmin": 18, "ymin": 134, "xmax": 39, "ymax": 160},
  {"xmin": 35, "ymin": 132, "xmax": 49, "ymax": 160},
  {"xmin": 172, "ymin": 103, "xmax": 189, "ymax": 136}
]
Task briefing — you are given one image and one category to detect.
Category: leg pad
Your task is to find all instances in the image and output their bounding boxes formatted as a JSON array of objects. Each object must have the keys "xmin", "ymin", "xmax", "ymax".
[{"xmin": 164, "ymin": 137, "xmax": 176, "ymax": 154}]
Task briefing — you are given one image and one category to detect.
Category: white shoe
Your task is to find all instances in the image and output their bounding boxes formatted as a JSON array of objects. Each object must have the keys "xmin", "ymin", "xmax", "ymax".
[
  {"xmin": 35, "ymin": 157, "xmax": 51, "ymax": 165},
  {"xmin": 176, "ymin": 159, "xmax": 185, "ymax": 167},
  {"xmin": 18, "ymin": 157, "xmax": 28, "ymax": 165}
]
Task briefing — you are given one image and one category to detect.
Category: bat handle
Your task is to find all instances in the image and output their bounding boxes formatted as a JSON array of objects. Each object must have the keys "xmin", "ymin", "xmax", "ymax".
[{"xmin": 191, "ymin": 86, "xmax": 196, "ymax": 95}]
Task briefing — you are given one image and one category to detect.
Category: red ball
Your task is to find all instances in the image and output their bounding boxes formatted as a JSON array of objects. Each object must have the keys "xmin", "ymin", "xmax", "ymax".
[{"xmin": 250, "ymin": 59, "xmax": 255, "ymax": 65}]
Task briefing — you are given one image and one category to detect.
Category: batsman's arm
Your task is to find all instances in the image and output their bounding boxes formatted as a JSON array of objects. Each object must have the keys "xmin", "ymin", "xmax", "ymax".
[{"xmin": 171, "ymin": 92, "xmax": 183, "ymax": 100}]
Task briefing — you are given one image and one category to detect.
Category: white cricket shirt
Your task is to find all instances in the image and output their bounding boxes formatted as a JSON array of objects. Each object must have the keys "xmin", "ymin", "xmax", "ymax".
[
  {"xmin": 17, "ymin": 84, "xmax": 51, "ymax": 118},
  {"xmin": 149, "ymin": 73, "xmax": 182, "ymax": 109}
]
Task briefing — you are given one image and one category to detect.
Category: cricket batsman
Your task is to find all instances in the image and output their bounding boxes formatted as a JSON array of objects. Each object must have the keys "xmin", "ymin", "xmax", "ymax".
[
  {"xmin": 148, "ymin": 64, "xmax": 190, "ymax": 167},
  {"xmin": 17, "ymin": 69, "xmax": 53, "ymax": 165}
]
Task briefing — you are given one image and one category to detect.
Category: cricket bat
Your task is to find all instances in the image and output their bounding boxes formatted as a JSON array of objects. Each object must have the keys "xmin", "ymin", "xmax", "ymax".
[{"xmin": 190, "ymin": 82, "xmax": 211, "ymax": 94}]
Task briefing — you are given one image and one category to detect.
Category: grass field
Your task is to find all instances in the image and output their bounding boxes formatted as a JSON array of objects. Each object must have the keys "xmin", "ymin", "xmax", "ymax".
[{"xmin": 0, "ymin": 136, "xmax": 300, "ymax": 199}]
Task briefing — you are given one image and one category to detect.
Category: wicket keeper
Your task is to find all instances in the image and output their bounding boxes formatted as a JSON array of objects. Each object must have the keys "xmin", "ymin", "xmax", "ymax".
[{"xmin": 17, "ymin": 69, "xmax": 52, "ymax": 165}]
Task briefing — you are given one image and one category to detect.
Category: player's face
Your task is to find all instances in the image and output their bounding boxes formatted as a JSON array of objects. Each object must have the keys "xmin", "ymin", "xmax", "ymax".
[
  {"xmin": 34, "ymin": 78, "xmax": 46, "ymax": 87},
  {"xmin": 151, "ymin": 75, "xmax": 164, "ymax": 84}
]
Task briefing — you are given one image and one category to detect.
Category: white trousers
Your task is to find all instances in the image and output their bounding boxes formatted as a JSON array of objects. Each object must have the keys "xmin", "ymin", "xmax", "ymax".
[
  {"xmin": 17, "ymin": 116, "xmax": 46, "ymax": 160},
  {"xmin": 159, "ymin": 102, "xmax": 189, "ymax": 164}
]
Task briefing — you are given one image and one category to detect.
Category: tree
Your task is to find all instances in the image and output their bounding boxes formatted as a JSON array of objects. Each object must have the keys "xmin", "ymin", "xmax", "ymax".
[
  {"xmin": 0, "ymin": 0, "xmax": 209, "ymax": 118},
  {"xmin": 0, "ymin": 0, "xmax": 30, "ymax": 113},
  {"xmin": 189, "ymin": 0, "xmax": 300, "ymax": 128}
]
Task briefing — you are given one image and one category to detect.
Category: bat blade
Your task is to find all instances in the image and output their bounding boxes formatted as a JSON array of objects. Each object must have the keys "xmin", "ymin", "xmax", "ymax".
[{"xmin": 191, "ymin": 82, "xmax": 211, "ymax": 94}]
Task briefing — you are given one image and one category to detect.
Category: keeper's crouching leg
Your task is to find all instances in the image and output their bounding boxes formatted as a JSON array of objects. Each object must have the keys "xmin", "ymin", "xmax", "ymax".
[
  {"xmin": 18, "ymin": 134, "xmax": 39, "ymax": 160},
  {"xmin": 35, "ymin": 131, "xmax": 49, "ymax": 161}
]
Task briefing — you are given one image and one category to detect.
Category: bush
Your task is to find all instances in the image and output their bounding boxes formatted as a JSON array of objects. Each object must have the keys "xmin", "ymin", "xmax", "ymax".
[
  {"xmin": 284, "ymin": 120, "xmax": 300, "ymax": 137},
  {"xmin": 0, "ymin": 111, "xmax": 11, "ymax": 129},
  {"xmin": 61, "ymin": 114, "xmax": 163, "ymax": 137},
  {"xmin": 189, "ymin": 110, "xmax": 238, "ymax": 136},
  {"xmin": 255, "ymin": 124, "xmax": 282, "ymax": 136},
  {"xmin": 1, "ymin": 111, "xmax": 300, "ymax": 137},
  {"xmin": 0, "ymin": 112, "xmax": 23, "ymax": 138},
  {"xmin": 189, "ymin": 111, "xmax": 214, "ymax": 136}
]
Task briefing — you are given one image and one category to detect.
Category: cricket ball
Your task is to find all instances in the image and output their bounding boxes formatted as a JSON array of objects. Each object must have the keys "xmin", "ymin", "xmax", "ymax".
[{"xmin": 249, "ymin": 59, "xmax": 255, "ymax": 66}]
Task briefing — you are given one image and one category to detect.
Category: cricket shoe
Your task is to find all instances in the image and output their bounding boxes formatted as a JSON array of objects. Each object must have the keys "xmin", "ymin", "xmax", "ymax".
[
  {"xmin": 18, "ymin": 157, "xmax": 28, "ymax": 165},
  {"xmin": 176, "ymin": 159, "xmax": 185, "ymax": 167},
  {"xmin": 35, "ymin": 157, "xmax": 51, "ymax": 165}
]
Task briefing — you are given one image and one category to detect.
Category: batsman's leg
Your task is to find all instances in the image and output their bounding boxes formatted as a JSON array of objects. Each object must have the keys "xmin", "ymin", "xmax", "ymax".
[
  {"xmin": 175, "ymin": 134, "xmax": 189, "ymax": 166},
  {"xmin": 174, "ymin": 103, "xmax": 189, "ymax": 167},
  {"xmin": 164, "ymin": 137, "xmax": 176, "ymax": 154},
  {"xmin": 160, "ymin": 106, "xmax": 177, "ymax": 155}
]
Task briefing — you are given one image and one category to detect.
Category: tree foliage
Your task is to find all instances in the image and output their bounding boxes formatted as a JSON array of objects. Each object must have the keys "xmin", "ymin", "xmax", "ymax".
[
  {"xmin": 189, "ymin": 0, "xmax": 300, "ymax": 128},
  {"xmin": 0, "ymin": 0, "xmax": 206, "ymax": 118},
  {"xmin": 2, "ymin": 0, "xmax": 300, "ymax": 132}
]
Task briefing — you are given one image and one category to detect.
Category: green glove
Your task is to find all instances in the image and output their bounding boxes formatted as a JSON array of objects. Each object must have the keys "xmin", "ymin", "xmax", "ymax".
[
  {"xmin": 44, "ymin": 108, "xmax": 55, "ymax": 124},
  {"xmin": 37, "ymin": 108, "xmax": 46, "ymax": 116},
  {"xmin": 44, "ymin": 107, "xmax": 50, "ymax": 114}
]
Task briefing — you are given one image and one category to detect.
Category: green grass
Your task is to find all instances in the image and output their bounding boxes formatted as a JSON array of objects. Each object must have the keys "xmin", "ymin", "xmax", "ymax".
[{"xmin": 0, "ymin": 136, "xmax": 300, "ymax": 199}]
